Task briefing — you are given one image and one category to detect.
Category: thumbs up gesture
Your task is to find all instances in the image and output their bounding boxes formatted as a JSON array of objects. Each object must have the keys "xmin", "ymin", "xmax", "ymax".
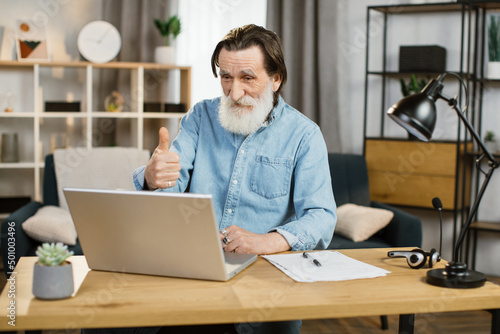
[{"xmin": 145, "ymin": 127, "xmax": 181, "ymax": 190}]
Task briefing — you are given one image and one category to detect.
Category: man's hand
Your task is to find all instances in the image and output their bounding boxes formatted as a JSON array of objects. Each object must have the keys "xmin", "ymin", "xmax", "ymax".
[
  {"xmin": 144, "ymin": 127, "xmax": 181, "ymax": 190},
  {"xmin": 220, "ymin": 225, "xmax": 291, "ymax": 255}
]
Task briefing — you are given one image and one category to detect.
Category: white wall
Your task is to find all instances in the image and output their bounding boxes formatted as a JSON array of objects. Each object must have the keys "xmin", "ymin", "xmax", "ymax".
[
  {"xmin": 0, "ymin": 0, "xmax": 101, "ymax": 61},
  {"xmin": 176, "ymin": 0, "xmax": 267, "ymax": 105},
  {"xmin": 0, "ymin": 0, "xmax": 101, "ymax": 112}
]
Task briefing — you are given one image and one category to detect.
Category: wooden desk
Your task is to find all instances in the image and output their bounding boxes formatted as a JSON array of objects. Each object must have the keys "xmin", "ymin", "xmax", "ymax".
[{"xmin": 0, "ymin": 248, "xmax": 499, "ymax": 333}]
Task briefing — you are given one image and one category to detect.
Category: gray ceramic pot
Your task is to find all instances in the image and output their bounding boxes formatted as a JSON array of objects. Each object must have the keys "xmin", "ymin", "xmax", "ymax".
[{"xmin": 32, "ymin": 262, "xmax": 74, "ymax": 300}]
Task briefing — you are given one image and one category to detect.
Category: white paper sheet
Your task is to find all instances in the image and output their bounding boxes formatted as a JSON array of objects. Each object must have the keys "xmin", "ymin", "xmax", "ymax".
[{"xmin": 262, "ymin": 251, "xmax": 391, "ymax": 282}]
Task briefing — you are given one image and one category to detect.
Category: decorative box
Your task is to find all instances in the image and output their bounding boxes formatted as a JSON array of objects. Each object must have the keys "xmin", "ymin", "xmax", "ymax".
[
  {"xmin": 45, "ymin": 101, "xmax": 81, "ymax": 112},
  {"xmin": 399, "ymin": 45, "xmax": 446, "ymax": 73},
  {"xmin": 144, "ymin": 103, "xmax": 185, "ymax": 113}
]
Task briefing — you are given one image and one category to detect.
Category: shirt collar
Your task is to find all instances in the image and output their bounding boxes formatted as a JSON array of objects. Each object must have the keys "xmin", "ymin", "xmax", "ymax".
[{"xmin": 263, "ymin": 95, "xmax": 285, "ymax": 127}]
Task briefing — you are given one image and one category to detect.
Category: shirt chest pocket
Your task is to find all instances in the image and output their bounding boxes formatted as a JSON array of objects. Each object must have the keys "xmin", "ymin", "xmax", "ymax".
[{"xmin": 251, "ymin": 155, "xmax": 293, "ymax": 199}]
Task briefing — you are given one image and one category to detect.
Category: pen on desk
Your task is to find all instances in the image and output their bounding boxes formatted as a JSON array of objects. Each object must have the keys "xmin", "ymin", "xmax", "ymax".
[{"xmin": 303, "ymin": 252, "xmax": 322, "ymax": 267}]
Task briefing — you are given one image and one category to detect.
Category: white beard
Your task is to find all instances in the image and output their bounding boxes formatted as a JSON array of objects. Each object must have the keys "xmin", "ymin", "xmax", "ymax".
[{"xmin": 218, "ymin": 82, "xmax": 274, "ymax": 135}]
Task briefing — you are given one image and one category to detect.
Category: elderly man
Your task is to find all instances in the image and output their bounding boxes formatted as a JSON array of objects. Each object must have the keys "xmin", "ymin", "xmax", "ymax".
[{"xmin": 132, "ymin": 24, "xmax": 336, "ymax": 334}]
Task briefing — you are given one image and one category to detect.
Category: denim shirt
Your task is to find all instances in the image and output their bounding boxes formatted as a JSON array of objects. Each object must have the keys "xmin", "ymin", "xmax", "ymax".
[{"xmin": 133, "ymin": 96, "xmax": 336, "ymax": 251}]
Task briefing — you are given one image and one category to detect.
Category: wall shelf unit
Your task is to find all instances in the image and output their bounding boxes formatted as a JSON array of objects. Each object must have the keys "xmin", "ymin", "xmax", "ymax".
[
  {"xmin": 363, "ymin": 2, "xmax": 478, "ymax": 254},
  {"xmin": 465, "ymin": 2, "xmax": 500, "ymax": 265},
  {"xmin": 364, "ymin": 2, "xmax": 500, "ymax": 261},
  {"xmin": 0, "ymin": 61, "xmax": 191, "ymax": 204},
  {"xmin": 363, "ymin": 1, "xmax": 475, "ymax": 205}
]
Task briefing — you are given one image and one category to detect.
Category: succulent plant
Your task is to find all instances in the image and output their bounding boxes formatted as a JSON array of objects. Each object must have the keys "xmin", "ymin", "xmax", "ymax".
[
  {"xmin": 154, "ymin": 15, "xmax": 182, "ymax": 46},
  {"xmin": 400, "ymin": 74, "xmax": 428, "ymax": 97},
  {"xmin": 36, "ymin": 242, "xmax": 74, "ymax": 266},
  {"xmin": 485, "ymin": 130, "xmax": 495, "ymax": 143}
]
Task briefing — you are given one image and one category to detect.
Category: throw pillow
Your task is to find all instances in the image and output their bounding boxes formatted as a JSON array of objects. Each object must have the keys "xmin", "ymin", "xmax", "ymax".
[
  {"xmin": 22, "ymin": 205, "xmax": 77, "ymax": 245},
  {"xmin": 335, "ymin": 203, "xmax": 394, "ymax": 242}
]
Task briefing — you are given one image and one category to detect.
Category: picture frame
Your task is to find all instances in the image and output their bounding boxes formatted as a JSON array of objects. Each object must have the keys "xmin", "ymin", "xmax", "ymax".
[{"xmin": 16, "ymin": 20, "xmax": 50, "ymax": 61}]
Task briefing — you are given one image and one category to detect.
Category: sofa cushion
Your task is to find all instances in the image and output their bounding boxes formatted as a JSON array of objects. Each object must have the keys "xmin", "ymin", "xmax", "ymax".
[
  {"xmin": 334, "ymin": 203, "xmax": 394, "ymax": 242},
  {"xmin": 54, "ymin": 147, "xmax": 150, "ymax": 210},
  {"xmin": 22, "ymin": 205, "xmax": 77, "ymax": 245}
]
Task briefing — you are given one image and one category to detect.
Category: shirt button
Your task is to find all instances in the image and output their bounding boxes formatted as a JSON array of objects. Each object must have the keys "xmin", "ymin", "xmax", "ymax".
[
  {"xmin": 228, "ymin": 209, "xmax": 233, "ymax": 214},
  {"xmin": 241, "ymin": 149, "xmax": 245, "ymax": 154},
  {"xmin": 233, "ymin": 180, "xmax": 238, "ymax": 185}
]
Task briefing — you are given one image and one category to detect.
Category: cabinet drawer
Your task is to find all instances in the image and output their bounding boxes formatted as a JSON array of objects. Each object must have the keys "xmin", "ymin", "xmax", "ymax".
[
  {"xmin": 365, "ymin": 139, "xmax": 471, "ymax": 210},
  {"xmin": 368, "ymin": 171, "xmax": 456, "ymax": 209},
  {"xmin": 365, "ymin": 139, "xmax": 459, "ymax": 176}
]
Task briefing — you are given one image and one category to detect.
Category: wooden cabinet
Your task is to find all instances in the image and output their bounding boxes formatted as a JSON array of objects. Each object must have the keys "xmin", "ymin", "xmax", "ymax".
[
  {"xmin": 0, "ymin": 61, "xmax": 191, "ymax": 203},
  {"xmin": 365, "ymin": 138, "xmax": 472, "ymax": 210}
]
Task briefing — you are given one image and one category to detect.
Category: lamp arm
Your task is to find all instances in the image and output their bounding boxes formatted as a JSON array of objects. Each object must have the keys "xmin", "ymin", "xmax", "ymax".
[
  {"xmin": 453, "ymin": 165, "xmax": 495, "ymax": 262},
  {"xmin": 441, "ymin": 94, "xmax": 499, "ymax": 164},
  {"xmin": 438, "ymin": 96, "xmax": 500, "ymax": 262}
]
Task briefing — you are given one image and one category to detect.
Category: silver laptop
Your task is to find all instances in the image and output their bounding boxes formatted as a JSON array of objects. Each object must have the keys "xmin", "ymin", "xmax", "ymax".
[{"xmin": 63, "ymin": 188, "xmax": 257, "ymax": 281}]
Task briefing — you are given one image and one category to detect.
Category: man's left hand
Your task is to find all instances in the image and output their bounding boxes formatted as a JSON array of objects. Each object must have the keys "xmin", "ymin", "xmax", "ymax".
[{"xmin": 220, "ymin": 225, "xmax": 291, "ymax": 255}]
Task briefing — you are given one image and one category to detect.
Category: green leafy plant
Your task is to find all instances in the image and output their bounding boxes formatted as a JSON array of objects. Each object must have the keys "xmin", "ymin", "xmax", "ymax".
[
  {"xmin": 400, "ymin": 74, "xmax": 428, "ymax": 97},
  {"xmin": 488, "ymin": 15, "xmax": 500, "ymax": 62},
  {"xmin": 36, "ymin": 242, "xmax": 74, "ymax": 266},
  {"xmin": 484, "ymin": 130, "xmax": 495, "ymax": 143},
  {"xmin": 154, "ymin": 15, "xmax": 181, "ymax": 46}
]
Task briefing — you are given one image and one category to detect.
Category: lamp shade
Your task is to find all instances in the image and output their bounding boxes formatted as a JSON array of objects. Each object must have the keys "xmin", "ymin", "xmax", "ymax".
[{"xmin": 387, "ymin": 93, "xmax": 437, "ymax": 142}]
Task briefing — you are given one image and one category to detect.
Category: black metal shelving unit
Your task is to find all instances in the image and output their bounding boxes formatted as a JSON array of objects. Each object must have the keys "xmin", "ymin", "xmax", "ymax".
[
  {"xmin": 465, "ymin": 2, "xmax": 500, "ymax": 267},
  {"xmin": 363, "ymin": 2, "xmax": 476, "ymax": 140},
  {"xmin": 363, "ymin": 2, "xmax": 477, "ymax": 258},
  {"xmin": 364, "ymin": 2, "xmax": 500, "ymax": 265}
]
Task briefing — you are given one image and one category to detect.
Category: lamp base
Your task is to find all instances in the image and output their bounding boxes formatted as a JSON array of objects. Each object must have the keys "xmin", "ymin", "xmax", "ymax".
[{"xmin": 426, "ymin": 262, "xmax": 486, "ymax": 289}]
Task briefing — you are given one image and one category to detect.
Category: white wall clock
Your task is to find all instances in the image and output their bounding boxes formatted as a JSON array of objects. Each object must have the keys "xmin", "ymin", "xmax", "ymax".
[{"xmin": 77, "ymin": 21, "xmax": 122, "ymax": 64}]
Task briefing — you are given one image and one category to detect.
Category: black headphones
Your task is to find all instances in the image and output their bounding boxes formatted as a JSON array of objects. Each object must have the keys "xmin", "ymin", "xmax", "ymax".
[
  {"xmin": 388, "ymin": 198, "xmax": 444, "ymax": 270},
  {"xmin": 387, "ymin": 248, "xmax": 441, "ymax": 269}
]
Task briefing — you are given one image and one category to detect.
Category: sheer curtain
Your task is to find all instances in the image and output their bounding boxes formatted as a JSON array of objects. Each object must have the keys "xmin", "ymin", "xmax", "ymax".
[
  {"xmin": 266, "ymin": 0, "xmax": 343, "ymax": 152},
  {"xmin": 176, "ymin": 0, "xmax": 267, "ymax": 105},
  {"xmin": 99, "ymin": 0, "xmax": 175, "ymax": 105}
]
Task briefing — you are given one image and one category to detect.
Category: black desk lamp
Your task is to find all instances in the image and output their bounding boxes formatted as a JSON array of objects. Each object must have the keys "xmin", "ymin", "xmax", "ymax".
[{"xmin": 387, "ymin": 72, "xmax": 500, "ymax": 288}]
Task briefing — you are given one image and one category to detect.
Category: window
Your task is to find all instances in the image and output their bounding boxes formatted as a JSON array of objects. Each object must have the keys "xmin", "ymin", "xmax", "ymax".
[{"xmin": 177, "ymin": 0, "xmax": 267, "ymax": 106}]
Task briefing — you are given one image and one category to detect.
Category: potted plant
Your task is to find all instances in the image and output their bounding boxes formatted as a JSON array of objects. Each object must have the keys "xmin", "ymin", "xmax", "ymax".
[
  {"xmin": 400, "ymin": 74, "xmax": 428, "ymax": 97},
  {"xmin": 484, "ymin": 130, "xmax": 497, "ymax": 153},
  {"xmin": 32, "ymin": 242, "xmax": 74, "ymax": 300},
  {"xmin": 487, "ymin": 14, "xmax": 500, "ymax": 79},
  {"xmin": 153, "ymin": 15, "xmax": 181, "ymax": 64}
]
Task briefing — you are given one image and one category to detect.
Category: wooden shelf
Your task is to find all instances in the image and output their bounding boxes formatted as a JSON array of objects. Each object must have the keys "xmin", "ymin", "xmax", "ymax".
[
  {"xmin": 467, "ymin": 151, "xmax": 500, "ymax": 158},
  {"xmin": 39, "ymin": 112, "xmax": 88, "ymax": 118},
  {"xmin": 470, "ymin": 221, "xmax": 500, "ymax": 232},
  {"xmin": 474, "ymin": 2, "xmax": 500, "ymax": 10},
  {"xmin": 369, "ymin": 2, "xmax": 471, "ymax": 14},
  {"xmin": 0, "ymin": 61, "xmax": 191, "ymax": 201},
  {"xmin": 90, "ymin": 112, "xmax": 140, "ymax": 118},
  {"xmin": 467, "ymin": 221, "xmax": 500, "ymax": 270},
  {"xmin": 0, "ymin": 162, "xmax": 37, "ymax": 169},
  {"xmin": 0, "ymin": 60, "xmax": 190, "ymax": 71},
  {"xmin": 367, "ymin": 71, "xmax": 475, "ymax": 79},
  {"xmin": 0, "ymin": 112, "xmax": 36, "ymax": 118},
  {"xmin": 143, "ymin": 112, "xmax": 187, "ymax": 119}
]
